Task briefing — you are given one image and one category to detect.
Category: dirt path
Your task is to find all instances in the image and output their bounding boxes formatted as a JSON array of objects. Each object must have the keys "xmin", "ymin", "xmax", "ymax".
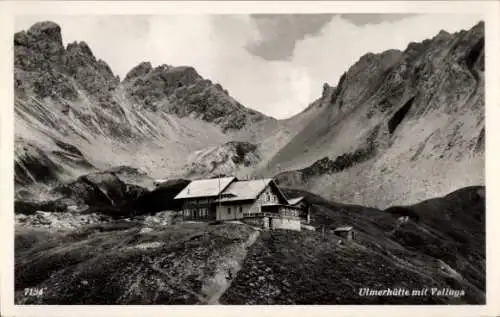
[{"xmin": 202, "ymin": 229, "xmax": 261, "ymax": 305}]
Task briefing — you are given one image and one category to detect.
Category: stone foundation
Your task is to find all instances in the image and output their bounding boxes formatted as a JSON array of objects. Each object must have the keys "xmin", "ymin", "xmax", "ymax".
[
  {"xmin": 270, "ymin": 217, "xmax": 301, "ymax": 231},
  {"xmin": 240, "ymin": 215, "xmax": 301, "ymax": 231},
  {"xmin": 241, "ymin": 217, "xmax": 264, "ymax": 227}
]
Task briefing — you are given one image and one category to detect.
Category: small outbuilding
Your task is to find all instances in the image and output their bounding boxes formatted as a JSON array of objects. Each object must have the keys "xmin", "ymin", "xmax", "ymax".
[
  {"xmin": 398, "ymin": 216, "xmax": 410, "ymax": 224},
  {"xmin": 333, "ymin": 226, "xmax": 355, "ymax": 241}
]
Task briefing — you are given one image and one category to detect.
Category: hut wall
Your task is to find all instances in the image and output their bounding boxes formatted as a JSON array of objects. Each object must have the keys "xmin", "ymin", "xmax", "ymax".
[
  {"xmin": 216, "ymin": 203, "xmax": 251, "ymax": 220},
  {"xmin": 271, "ymin": 217, "xmax": 301, "ymax": 231}
]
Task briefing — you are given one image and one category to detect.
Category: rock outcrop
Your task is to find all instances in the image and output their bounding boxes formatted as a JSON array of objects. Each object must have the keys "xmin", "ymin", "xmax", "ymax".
[
  {"xmin": 51, "ymin": 171, "xmax": 148, "ymax": 213},
  {"xmin": 121, "ymin": 63, "xmax": 269, "ymax": 131},
  {"xmin": 183, "ymin": 141, "xmax": 261, "ymax": 178}
]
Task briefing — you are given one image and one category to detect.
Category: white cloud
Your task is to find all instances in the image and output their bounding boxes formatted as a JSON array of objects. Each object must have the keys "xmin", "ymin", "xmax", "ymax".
[{"xmin": 14, "ymin": 14, "xmax": 482, "ymax": 119}]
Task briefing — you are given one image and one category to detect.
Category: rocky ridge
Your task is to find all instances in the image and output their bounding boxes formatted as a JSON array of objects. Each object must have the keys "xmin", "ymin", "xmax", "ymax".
[
  {"xmin": 14, "ymin": 20, "xmax": 485, "ymax": 209},
  {"xmin": 14, "ymin": 21, "xmax": 274, "ymax": 194},
  {"xmin": 271, "ymin": 22, "xmax": 485, "ymax": 208}
]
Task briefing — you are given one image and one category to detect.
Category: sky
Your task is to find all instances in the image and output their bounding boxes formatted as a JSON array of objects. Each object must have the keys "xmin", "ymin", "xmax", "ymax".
[{"xmin": 15, "ymin": 14, "xmax": 482, "ymax": 119}]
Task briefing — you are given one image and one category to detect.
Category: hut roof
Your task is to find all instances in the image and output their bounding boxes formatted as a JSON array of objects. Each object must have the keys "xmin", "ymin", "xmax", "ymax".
[
  {"xmin": 174, "ymin": 177, "xmax": 236, "ymax": 199},
  {"xmin": 287, "ymin": 196, "xmax": 305, "ymax": 205},
  {"xmin": 214, "ymin": 178, "xmax": 288, "ymax": 203},
  {"xmin": 333, "ymin": 226, "xmax": 353, "ymax": 232}
]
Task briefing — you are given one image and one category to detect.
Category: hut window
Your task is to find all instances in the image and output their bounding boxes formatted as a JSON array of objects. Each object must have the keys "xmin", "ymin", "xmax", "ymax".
[
  {"xmin": 227, "ymin": 207, "xmax": 231, "ymax": 215},
  {"xmin": 239, "ymin": 206, "xmax": 243, "ymax": 214}
]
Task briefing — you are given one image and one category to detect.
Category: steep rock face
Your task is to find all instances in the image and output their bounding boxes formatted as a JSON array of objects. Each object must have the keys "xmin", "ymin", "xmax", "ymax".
[
  {"xmin": 121, "ymin": 63, "xmax": 271, "ymax": 131},
  {"xmin": 14, "ymin": 21, "xmax": 274, "ymax": 191},
  {"xmin": 104, "ymin": 166, "xmax": 156, "ymax": 190},
  {"xmin": 270, "ymin": 22, "xmax": 485, "ymax": 208},
  {"xmin": 14, "ymin": 22, "xmax": 65, "ymax": 72},
  {"xmin": 65, "ymin": 41, "xmax": 120, "ymax": 94},
  {"xmin": 267, "ymin": 49, "xmax": 403, "ymax": 172},
  {"xmin": 14, "ymin": 137, "xmax": 94, "ymax": 187},
  {"xmin": 182, "ymin": 141, "xmax": 261, "ymax": 178},
  {"xmin": 132, "ymin": 178, "xmax": 190, "ymax": 214},
  {"xmin": 50, "ymin": 171, "xmax": 148, "ymax": 216},
  {"xmin": 14, "ymin": 169, "xmax": 149, "ymax": 219}
]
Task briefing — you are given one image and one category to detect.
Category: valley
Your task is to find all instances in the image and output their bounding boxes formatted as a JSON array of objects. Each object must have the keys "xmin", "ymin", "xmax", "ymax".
[{"xmin": 12, "ymin": 19, "xmax": 486, "ymax": 305}]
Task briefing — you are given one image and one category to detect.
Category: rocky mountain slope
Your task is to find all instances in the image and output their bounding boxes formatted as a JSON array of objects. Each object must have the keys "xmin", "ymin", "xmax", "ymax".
[
  {"xmin": 270, "ymin": 22, "xmax": 485, "ymax": 208},
  {"xmin": 182, "ymin": 141, "xmax": 261, "ymax": 178},
  {"xmin": 14, "ymin": 21, "xmax": 280, "ymax": 197},
  {"xmin": 15, "ymin": 20, "xmax": 484, "ymax": 209}
]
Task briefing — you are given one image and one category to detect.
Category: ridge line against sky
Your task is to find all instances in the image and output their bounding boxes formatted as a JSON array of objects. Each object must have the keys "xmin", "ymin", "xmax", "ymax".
[{"xmin": 15, "ymin": 14, "xmax": 482, "ymax": 119}]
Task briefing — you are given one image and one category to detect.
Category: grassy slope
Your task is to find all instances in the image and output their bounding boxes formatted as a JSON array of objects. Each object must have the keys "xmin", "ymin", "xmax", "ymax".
[
  {"xmin": 221, "ymin": 230, "xmax": 470, "ymax": 305},
  {"xmin": 385, "ymin": 186, "xmax": 485, "ymax": 291},
  {"xmin": 14, "ymin": 186, "xmax": 485, "ymax": 305},
  {"xmin": 221, "ymin": 186, "xmax": 486, "ymax": 305},
  {"xmin": 15, "ymin": 222, "xmax": 256, "ymax": 304}
]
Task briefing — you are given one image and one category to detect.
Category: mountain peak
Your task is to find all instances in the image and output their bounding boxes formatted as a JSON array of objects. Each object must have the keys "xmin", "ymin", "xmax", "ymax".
[
  {"xmin": 469, "ymin": 20, "xmax": 485, "ymax": 35},
  {"xmin": 123, "ymin": 63, "xmax": 202, "ymax": 85},
  {"xmin": 473, "ymin": 20, "xmax": 485, "ymax": 29},
  {"xmin": 123, "ymin": 61, "xmax": 153, "ymax": 82},
  {"xmin": 121, "ymin": 60, "xmax": 269, "ymax": 129},
  {"xmin": 14, "ymin": 21, "xmax": 66, "ymax": 72},
  {"xmin": 267, "ymin": 22, "xmax": 484, "ymax": 210},
  {"xmin": 66, "ymin": 41, "xmax": 94, "ymax": 58},
  {"xmin": 26, "ymin": 21, "xmax": 62, "ymax": 42},
  {"xmin": 321, "ymin": 82, "xmax": 335, "ymax": 98},
  {"xmin": 437, "ymin": 29, "xmax": 451, "ymax": 37}
]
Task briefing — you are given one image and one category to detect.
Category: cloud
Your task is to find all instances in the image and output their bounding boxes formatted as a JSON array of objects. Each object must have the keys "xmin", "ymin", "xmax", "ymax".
[
  {"xmin": 340, "ymin": 13, "xmax": 416, "ymax": 26},
  {"xmin": 14, "ymin": 14, "xmax": 482, "ymax": 119},
  {"xmin": 248, "ymin": 14, "xmax": 334, "ymax": 60}
]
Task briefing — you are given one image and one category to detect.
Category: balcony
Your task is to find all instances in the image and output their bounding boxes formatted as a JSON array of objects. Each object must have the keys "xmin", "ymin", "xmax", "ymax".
[{"xmin": 243, "ymin": 207, "xmax": 301, "ymax": 220}]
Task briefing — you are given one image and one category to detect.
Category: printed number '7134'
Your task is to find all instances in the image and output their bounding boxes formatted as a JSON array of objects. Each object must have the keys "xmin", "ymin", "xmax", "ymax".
[{"xmin": 24, "ymin": 288, "xmax": 45, "ymax": 296}]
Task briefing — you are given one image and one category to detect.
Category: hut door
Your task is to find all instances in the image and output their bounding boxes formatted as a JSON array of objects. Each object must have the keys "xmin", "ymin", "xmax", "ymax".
[
  {"xmin": 268, "ymin": 217, "xmax": 272, "ymax": 229},
  {"xmin": 210, "ymin": 205, "xmax": 216, "ymax": 220}
]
